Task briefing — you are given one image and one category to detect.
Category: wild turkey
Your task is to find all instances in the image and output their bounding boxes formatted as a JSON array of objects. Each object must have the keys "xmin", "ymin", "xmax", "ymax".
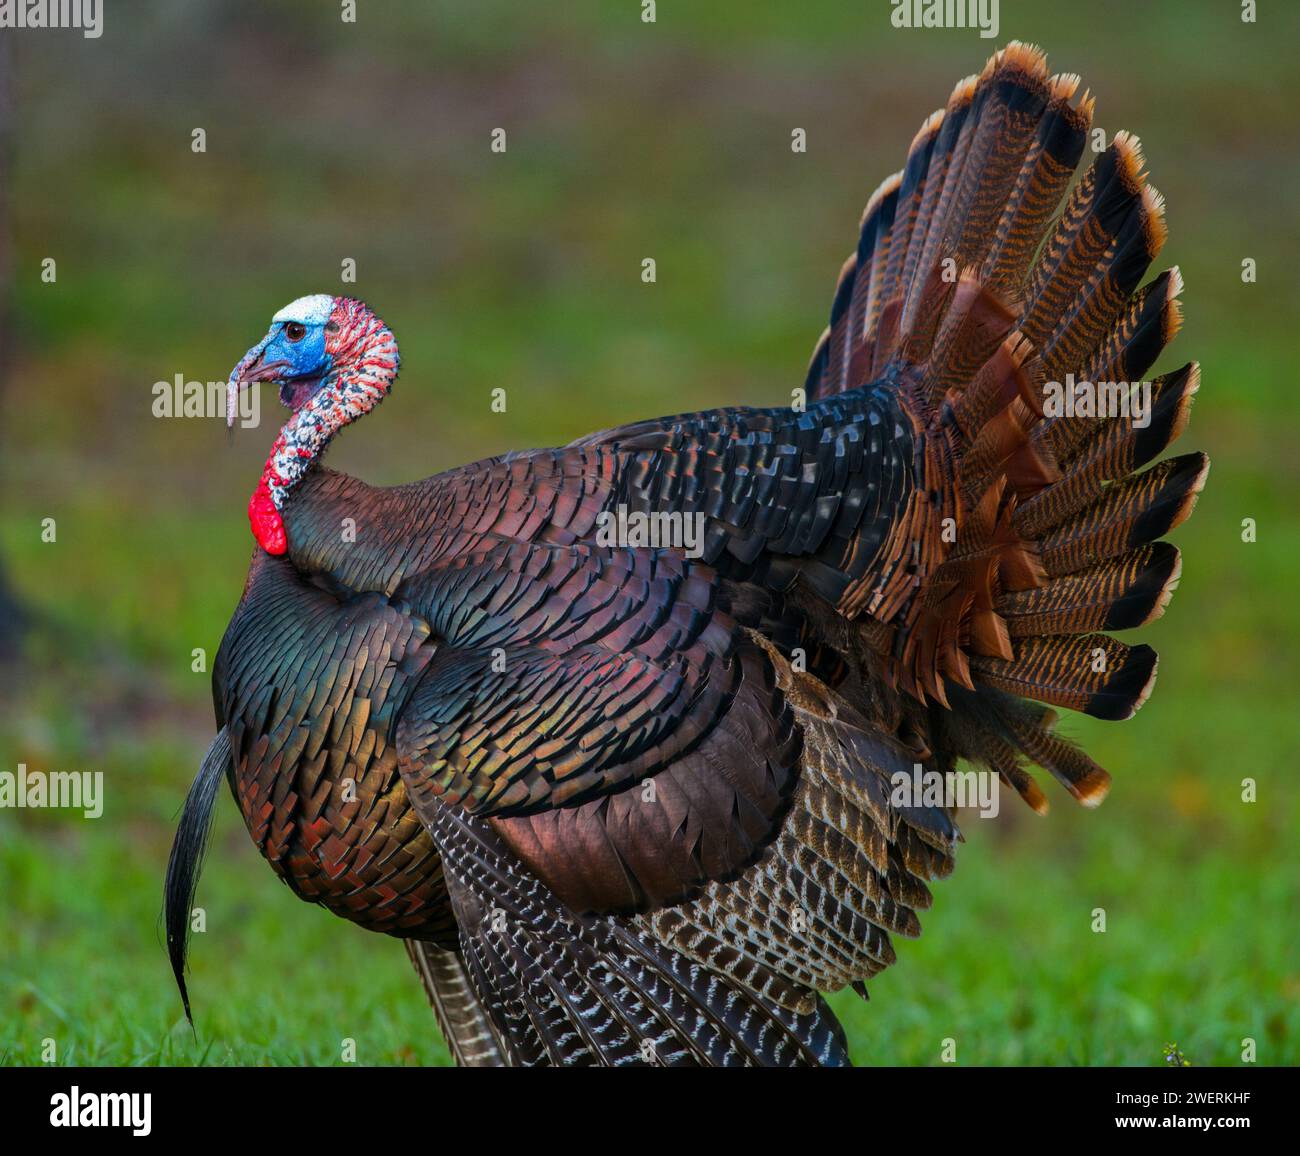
[{"xmin": 166, "ymin": 42, "xmax": 1207, "ymax": 1067}]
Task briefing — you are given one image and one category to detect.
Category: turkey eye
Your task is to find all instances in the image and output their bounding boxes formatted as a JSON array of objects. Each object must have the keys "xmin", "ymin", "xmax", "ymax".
[{"xmin": 284, "ymin": 322, "xmax": 307, "ymax": 342}]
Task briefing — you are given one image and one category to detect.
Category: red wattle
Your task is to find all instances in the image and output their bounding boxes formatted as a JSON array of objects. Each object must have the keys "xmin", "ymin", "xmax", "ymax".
[{"xmin": 248, "ymin": 473, "xmax": 287, "ymax": 555}]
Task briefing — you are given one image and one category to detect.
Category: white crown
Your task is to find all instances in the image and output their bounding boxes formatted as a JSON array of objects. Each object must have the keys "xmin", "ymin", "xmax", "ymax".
[{"xmin": 272, "ymin": 294, "xmax": 335, "ymax": 326}]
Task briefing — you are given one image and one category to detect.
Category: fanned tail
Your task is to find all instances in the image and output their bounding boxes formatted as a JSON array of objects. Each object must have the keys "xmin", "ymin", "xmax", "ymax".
[{"xmin": 807, "ymin": 43, "xmax": 1206, "ymax": 810}]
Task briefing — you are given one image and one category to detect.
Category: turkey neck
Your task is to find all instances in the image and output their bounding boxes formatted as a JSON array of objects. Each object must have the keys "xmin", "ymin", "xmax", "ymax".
[
  {"xmin": 279, "ymin": 467, "xmax": 442, "ymax": 596},
  {"xmin": 248, "ymin": 301, "xmax": 400, "ymax": 556},
  {"xmin": 266, "ymin": 320, "xmax": 399, "ymax": 502}
]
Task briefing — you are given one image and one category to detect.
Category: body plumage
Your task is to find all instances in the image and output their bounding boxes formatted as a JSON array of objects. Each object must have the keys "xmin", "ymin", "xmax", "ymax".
[{"xmin": 166, "ymin": 43, "xmax": 1206, "ymax": 1066}]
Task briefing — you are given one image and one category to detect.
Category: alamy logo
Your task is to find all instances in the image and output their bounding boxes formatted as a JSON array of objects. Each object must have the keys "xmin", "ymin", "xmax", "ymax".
[
  {"xmin": 0, "ymin": 0, "xmax": 103, "ymax": 38},
  {"xmin": 0, "ymin": 764, "xmax": 103, "ymax": 818},
  {"xmin": 890, "ymin": 763, "xmax": 1000, "ymax": 818},
  {"xmin": 49, "ymin": 1087, "xmax": 151, "ymax": 1136},
  {"xmin": 1042, "ymin": 373, "xmax": 1152, "ymax": 428},
  {"xmin": 153, "ymin": 374, "xmax": 261, "ymax": 428},
  {"xmin": 595, "ymin": 504, "xmax": 706, "ymax": 559},
  {"xmin": 890, "ymin": 0, "xmax": 999, "ymax": 40}
]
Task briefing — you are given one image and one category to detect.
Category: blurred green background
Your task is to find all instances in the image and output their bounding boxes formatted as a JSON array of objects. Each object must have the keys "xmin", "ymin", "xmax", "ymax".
[{"xmin": 1, "ymin": 0, "xmax": 1297, "ymax": 1066}]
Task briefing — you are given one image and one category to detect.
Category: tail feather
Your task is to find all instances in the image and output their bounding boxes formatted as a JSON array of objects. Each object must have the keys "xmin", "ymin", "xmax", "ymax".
[
  {"xmin": 1023, "ymin": 132, "xmax": 1150, "ymax": 330},
  {"xmin": 921, "ymin": 270, "xmax": 1017, "ymax": 406},
  {"xmin": 1081, "ymin": 262, "xmax": 1183, "ymax": 387},
  {"xmin": 960, "ymin": 713, "xmax": 1053, "ymax": 814},
  {"xmin": 996, "ymin": 541, "xmax": 1182, "ymax": 635},
  {"xmin": 979, "ymin": 71, "xmax": 1092, "ymax": 292},
  {"xmin": 1038, "ymin": 451, "xmax": 1208, "ymax": 576},
  {"xmin": 844, "ymin": 174, "xmax": 905, "ymax": 377},
  {"xmin": 1016, "ymin": 362, "xmax": 1201, "ymax": 539},
  {"xmin": 971, "ymin": 633, "xmax": 1158, "ymax": 721},
  {"xmin": 888, "ymin": 108, "xmax": 955, "ymax": 343},
  {"xmin": 1027, "ymin": 135, "xmax": 1168, "ymax": 378},
  {"xmin": 993, "ymin": 703, "xmax": 1112, "ymax": 806},
  {"xmin": 910, "ymin": 44, "xmax": 1053, "ymax": 319}
]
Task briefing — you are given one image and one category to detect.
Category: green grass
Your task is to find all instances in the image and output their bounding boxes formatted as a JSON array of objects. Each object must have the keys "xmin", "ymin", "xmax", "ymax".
[{"xmin": 2, "ymin": 0, "xmax": 1298, "ymax": 1066}]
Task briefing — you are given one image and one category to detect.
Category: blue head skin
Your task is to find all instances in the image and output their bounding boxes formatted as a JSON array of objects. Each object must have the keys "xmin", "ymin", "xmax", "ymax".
[{"xmin": 227, "ymin": 294, "xmax": 337, "ymax": 426}]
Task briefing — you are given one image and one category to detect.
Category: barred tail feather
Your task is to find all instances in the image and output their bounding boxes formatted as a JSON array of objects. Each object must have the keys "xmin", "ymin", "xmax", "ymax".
[{"xmin": 808, "ymin": 42, "xmax": 1205, "ymax": 809}]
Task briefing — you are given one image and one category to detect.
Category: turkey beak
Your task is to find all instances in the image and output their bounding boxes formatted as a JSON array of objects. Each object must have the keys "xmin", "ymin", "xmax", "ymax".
[{"xmin": 227, "ymin": 332, "xmax": 275, "ymax": 430}]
